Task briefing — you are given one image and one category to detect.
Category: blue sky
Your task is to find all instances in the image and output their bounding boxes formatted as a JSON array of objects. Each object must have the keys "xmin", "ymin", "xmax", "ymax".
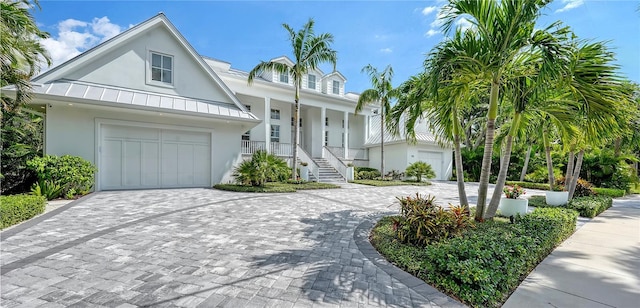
[{"xmin": 34, "ymin": 0, "xmax": 639, "ymax": 93}]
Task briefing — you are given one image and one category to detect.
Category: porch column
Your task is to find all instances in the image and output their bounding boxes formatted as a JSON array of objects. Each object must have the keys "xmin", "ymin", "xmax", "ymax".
[
  {"xmin": 264, "ymin": 97, "xmax": 271, "ymax": 153},
  {"xmin": 343, "ymin": 111, "xmax": 349, "ymax": 159},
  {"xmin": 321, "ymin": 107, "xmax": 326, "ymax": 158},
  {"xmin": 365, "ymin": 115, "xmax": 370, "ymax": 141}
]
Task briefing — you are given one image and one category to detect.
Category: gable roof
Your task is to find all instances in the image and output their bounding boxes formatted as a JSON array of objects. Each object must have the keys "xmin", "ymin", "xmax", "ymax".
[
  {"xmin": 33, "ymin": 13, "xmax": 251, "ymax": 115},
  {"xmin": 364, "ymin": 114, "xmax": 440, "ymax": 147},
  {"xmin": 323, "ymin": 71, "xmax": 347, "ymax": 82}
]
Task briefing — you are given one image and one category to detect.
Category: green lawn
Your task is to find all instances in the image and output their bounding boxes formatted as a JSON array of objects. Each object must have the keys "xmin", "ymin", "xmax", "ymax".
[
  {"xmin": 213, "ymin": 181, "xmax": 340, "ymax": 193},
  {"xmin": 350, "ymin": 179, "xmax": 431, "ymax": 186}
]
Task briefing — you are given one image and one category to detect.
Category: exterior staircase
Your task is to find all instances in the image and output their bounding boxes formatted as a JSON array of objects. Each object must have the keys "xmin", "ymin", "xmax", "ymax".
[{"xmin": 312, "ymin": 158, "xmax": 345, "ymax": 183}]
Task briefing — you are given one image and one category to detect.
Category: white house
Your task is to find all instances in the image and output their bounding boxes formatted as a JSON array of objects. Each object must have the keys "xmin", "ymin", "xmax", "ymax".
[{"xmin": 5, "ymin": 13, "xmax": 452, "ymax": 191}]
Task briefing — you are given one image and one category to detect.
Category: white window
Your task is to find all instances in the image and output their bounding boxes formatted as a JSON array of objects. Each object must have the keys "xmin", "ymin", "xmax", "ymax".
[
  {"xmin": 271, "ymin": 109, "xmax": 280, "ymax": 120},
  {"xmin": 245, "ymin": 105, "xmax": 251, "ymax": 111},
  {"xmin": 151, "ymin": 52, "xmax": 173, "ymax": 84},
  {"xmin": 332, "ymin": 80, "xmax": 340, "ymax": 94},
  {"xmin": 271, "ymin": 125, "xmax": 280, "ymax": 142},
  {"xmin": 291, "ymin": 117, "xmax": 302, "ymax": 127},
  {"xmin": 324, "ymin": 131, "xmax": 329, "ymax": 146},
  {"xmin": 279, "ymin": 72, "xmax": 289, "ymax": 83},
  {"xmin": 341, "ymin": 133, "xmax": 345, "ymax": 148},
  {"xmin": 308, "ymin": 74, "xmax": 316, "ymax": 89},
  {"xmin": 325, "ymin": 117, "xmax": 329, "ymax": 127},
  {"xmin": 242, "ymin": 130, "xmax": 251, "ymax": 141}
]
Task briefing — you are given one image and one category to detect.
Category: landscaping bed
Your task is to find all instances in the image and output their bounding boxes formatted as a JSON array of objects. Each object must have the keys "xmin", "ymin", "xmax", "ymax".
[
  {"xmin": 371, "ymin": 207, "xmax": 578, "ymax": 307},
  {"xmin": 1, "ymin": 194, "xmax": 47, "ymax": 229},
  {"xmin": 528, "ymin": 195, "xmax": 613, "ymax": 218},
  {"xmin": 350, "ymin": 179, "xmax": 430, "ymax": 186},
  {"xmin": 214, "ymin": 181, "xmax": 340, "ymax": 193}
]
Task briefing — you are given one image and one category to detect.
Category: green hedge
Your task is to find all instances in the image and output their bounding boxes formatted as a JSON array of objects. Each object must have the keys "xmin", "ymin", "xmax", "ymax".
[
  {"xmin": 350, "ymin": 179, "xmax": 430, "ymax": 187},
  {"xmin": 214, "ymin": 181, "xmax": 339, "ymax": 193},
  {"xmin": 1, "ymin": 195, "xmax": 47, "ymax": 229},
  {"xmin": 568, "ymin": 196, "xmax": 613, "ymax": 218},
  {"xmin": 592, "ymin": 187, "xmax": 625, "ymax": 198},
  {"xmin": 371, "ymin": 207, "xmax": 578, "ymax": 307},
  {"xmin": 528, "ymin": 195, "xmax": 613, "ymax": 218},
  {"xmin": 505, "ymin": 181, "xmax": 550, "ymax": 190}
]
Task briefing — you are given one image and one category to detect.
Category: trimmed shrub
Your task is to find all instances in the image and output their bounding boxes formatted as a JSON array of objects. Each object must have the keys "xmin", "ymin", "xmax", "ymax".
[
  {"xmin": 405, "ymin": 161, "xmax": 436, "ymax": 182},
  {"xmin": 567, "ymin": 196, "xmax": 612, "ymax": 218},
  {"xmin": 393, "ymin": 194, "xmax": 473, "ymax": 246},
  {"xmin": 214, "ymin": 181, "xmax": 339, "ymax": 193},
  {"xmin": 593, "ymin": 187, "xmax": 626, "ymax": 198},
  {"xmin": 357, "ymin": 170, "xmax": 381, "ymax": 180},
  {"xmin": 0, "ymin": 195, "xmax": 47, "ymax": 229},
  {"xmin": 385, "ymin": 169, "xmax": 404, "ymax": 180},
  {"xmin": 371, "ymin": 207, "xmax": 578, "ymax": 307},
  {"xmin": 505, "ymin": 181, "xmax": 550, "ymax": 190},
  {"xmin": 27, "ymin": 155, "xmax": 97, "ymax": 199}
]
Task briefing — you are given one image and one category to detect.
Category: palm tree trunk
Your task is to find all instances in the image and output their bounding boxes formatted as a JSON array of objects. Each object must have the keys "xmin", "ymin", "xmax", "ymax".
[
  {"xmin": 453, "ymin": 114, "xmax": 469, "ymax": 211},
  {"xmin": 519, "ymin": 145, "xmax": 532, "ymax": 181},
  {"xmin": 380, "ymin": 103, "xmax": 385, "ymax": 179},
  {"xmin": 291, "ymin": 86, "xmax": 300, "ymax": 181},
  {"xmin": 543, "ymin": 129, "xmax": 555, "ymax": 191},
  {"xmin": 568, "ymin": 149, "xmax": 585, "ymax": 199},
  {"xmin": 475, "ymin": 81, "xmax": 500, "ymax": 222},
  {"xmin": 565, "ymin": 151, "xmax": 575, "ymax": 189},
  {"xmin": 486, "ymin": 112, "xmax": 521, "ymax": 218},
  {"xmin": 614, "ymin": 138, "xmax": 622, "ymax": 157}
]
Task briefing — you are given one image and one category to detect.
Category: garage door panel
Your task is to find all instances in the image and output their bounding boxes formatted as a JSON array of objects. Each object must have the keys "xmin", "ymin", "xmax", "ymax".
[
  {"xmin": 141, "ymin": 142, "xmax": 160, "ymax": 186},
  {"xmin": 101, "ymin": 124, "xmax": 211, "ymax": 190},
  {"xmin": 123, "ymin": 141, "xmax": 142, "ymax": 187},
  {"xmin": 418, "ymin": 151, "xmax": 442, "ymax": 180},
  {"xmin": 161, "ymin": 143, "xmax": 179, "ymax": 187},
  {"xmin": 102, "ymin": 139, "xmax": 123, "ymax": 188}
]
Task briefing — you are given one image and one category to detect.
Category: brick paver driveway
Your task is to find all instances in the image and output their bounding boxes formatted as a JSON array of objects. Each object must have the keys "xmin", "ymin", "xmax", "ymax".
[{"xmin": 1, "ymin": 183, "xmax": 472, "ymax": 308}]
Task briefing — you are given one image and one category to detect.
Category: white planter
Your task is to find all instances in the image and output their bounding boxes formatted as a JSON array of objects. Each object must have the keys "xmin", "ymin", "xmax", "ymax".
[
  {"xmin": 499, "ymin": 198, "xmax": 528, "ymax": 217},
  {"xmin": 346, "ymin": 167, "xmax": 354, "ymax": 181},
  {"xmin": 545, "ymin": 191, "xmax": 569, "ymax": 206},
  {"xmin": 300, "ymin": 165, "xmax": 309, "ymax": 181}
]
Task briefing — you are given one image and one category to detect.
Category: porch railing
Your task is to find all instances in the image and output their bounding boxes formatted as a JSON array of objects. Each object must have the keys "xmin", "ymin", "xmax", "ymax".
[
  {"xmin": 241, "ymin": 140, "xmax": 266, "ymax": 154},
  {"xmin": 326, "ymin": 146, "xmax": 369, "ymax": 160},
  {"xmin": 297, "ymin": 145, "xmax": 319, "ymax": 181},
  {"xmin": 271, "ymin": 142, "xmax": 292, "ymax": 157},
  {"xmin": 323, "ymin": 146, "xmax": 347, "ymax": 180}
]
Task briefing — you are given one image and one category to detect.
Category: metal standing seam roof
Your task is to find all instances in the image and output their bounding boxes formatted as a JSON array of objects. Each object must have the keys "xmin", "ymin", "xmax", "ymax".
[
  {"xmin": 29, "ymin": 80, "xmax": 258, "ymax": 121},
  {"xmin": 364, "ymin": 115, "xmax": 438, "ymax": 146}
]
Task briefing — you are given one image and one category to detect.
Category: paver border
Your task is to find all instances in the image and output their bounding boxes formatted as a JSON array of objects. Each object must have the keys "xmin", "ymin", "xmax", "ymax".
[
  {"xmin": 1, "ymin": 193, "xmax": 98, "ymax": 240},
  {"xmin": 353, "ymin": 213, "xmax": 466, "ymax": 307}
]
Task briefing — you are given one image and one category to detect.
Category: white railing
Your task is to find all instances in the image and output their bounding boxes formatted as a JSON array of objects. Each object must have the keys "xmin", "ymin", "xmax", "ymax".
[
  {"xmin": 297, "ymin": 145, "xmax": 319, "ymax": 181},
  {"xmin": 241, "ymin": 140, "xmax": 266, "ymax": 154},
  {"xmin": 323, "ymin": 146, "xmax": 347, "ymax": 181},
  {"xmin": 271, "ymin": 142, "xmax": 292, "ymax": 157},
  {"xmin": 326, "ymin": 146, "xmax": 369, "ymax": 160}
]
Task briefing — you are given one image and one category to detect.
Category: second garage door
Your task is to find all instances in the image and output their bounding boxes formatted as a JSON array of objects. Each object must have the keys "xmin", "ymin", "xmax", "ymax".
[
  {"xmin": 418, "ymin": 150, "xmax": 442, "ymax": 180},
  {"xmin": 100, "ymin": 124, "xmax": 211, "ymax": 190}
]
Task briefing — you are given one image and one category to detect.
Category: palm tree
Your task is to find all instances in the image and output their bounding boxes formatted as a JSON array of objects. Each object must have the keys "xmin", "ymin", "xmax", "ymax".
[
  {"xmin": 247, "ymin": 19, "xmax": 337, "ymax": 181},
  {"xmin": 1, "ymin": 0, "xmax": 51, "ymax": 112},
  {"xmin": 390, "ymin": 71, "xmax": 473, "ymax": 210},
  {"xmin": 355, "ymin": 64, "xmax": 395, "ymax": 178},
  {"xmin": 433, "ymin": 0, "xmax": 570, "ymax": 221}
]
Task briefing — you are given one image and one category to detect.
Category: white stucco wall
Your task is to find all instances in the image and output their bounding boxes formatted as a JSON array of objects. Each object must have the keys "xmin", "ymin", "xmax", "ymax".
[
  {"xmin": 44, "ymin": 103, "xmax": 247, "ymax": 188},
  {"xmin": 64, "ymin": 25, "xmax": 234, "ymax": 104},
  {"xmin": 368, "ymin": 143, "xmax": 408, "ymax": 175}
]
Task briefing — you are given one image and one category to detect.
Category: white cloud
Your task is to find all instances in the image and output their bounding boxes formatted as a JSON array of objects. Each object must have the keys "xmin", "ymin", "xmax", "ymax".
[
  {"xmin": 41, "ymin": 16, "xmax": 124, "ymax": 68},
  {"xmin": 430, "ymin": 6, "xmax": 451, "ymax": 28},
  {"xmin": 425, "ymin": 29, "xmax": 440, "ymax": 38},
  {"xmin": 555, "ymin": 0, "xmax": 584, "ymax": 13},
  {"xmin": 456, "ymin": 18, "xmax": 473, "ymax": 32},
  {"xmin": 379, "ymin": 48, "xmax": 393, "ymax": 53},
  {"xmin": 421, "ymin": 6, "xmax": 437, "ymax": 16}
]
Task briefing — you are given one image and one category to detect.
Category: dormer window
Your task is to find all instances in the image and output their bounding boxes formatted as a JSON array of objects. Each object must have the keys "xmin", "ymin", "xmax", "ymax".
[
  {"xmin": 332, "ymin": 80, "xmax": 340, "ymax": 95},
  {"xmin": 279, "ymin": 72, "xmax": 289, "ymax": 84},
  {"xmin": 151, "ymin": 52, "xmax": 173, "ymax": 84},
  {"xmin": 308, "ymin": 74, "xmax": 316, "ymax": 90}
]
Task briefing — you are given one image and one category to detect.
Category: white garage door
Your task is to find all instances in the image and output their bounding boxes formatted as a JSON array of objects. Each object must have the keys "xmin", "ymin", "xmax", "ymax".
[
  {"xmin": 418, "ymin": 151, "xmax": 442, "ymax": 180},
  {"xmin": 100, "ymin": 124, "xmax": 211, "ymax": 190}
]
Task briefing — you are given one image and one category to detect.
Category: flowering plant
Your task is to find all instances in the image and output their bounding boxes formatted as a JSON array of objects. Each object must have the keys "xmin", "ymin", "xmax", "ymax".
[{"xmin": 503, "ymin": 185, "xmax": 525, "ymax": 199}]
